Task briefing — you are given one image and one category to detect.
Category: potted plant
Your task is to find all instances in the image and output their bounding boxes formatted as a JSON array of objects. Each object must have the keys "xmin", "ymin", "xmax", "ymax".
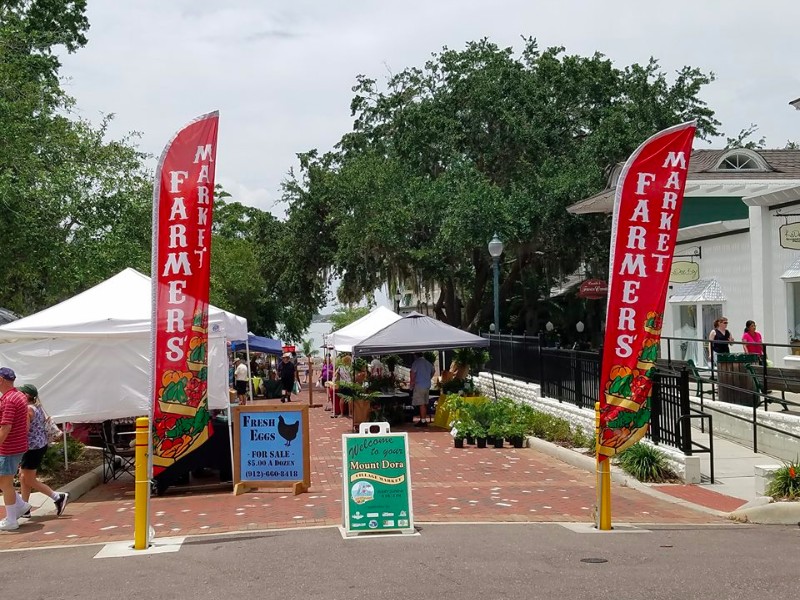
[
  {"xmin": 337, "ymin": 382, "xmax": 379, "ymax": 431},
  {"xmin": 384, "ymin": 354, "xmax": 402, "ymax": 374},
  {"xmin": 488, "ymin": 421, "xmax": 508, "ymax": 448},
  {"xmin": 353, "ymin": 357, "xmax": 369, "ymax": 383},
  {"xmin": 790, "ymin": 329, "xmax": 800, "ymax": 356}
]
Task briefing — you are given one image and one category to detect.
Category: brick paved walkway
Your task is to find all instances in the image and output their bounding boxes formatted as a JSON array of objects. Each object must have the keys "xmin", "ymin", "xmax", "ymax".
[{"xmin": 0, "ymin": 389, "xmax": 721, "ymax": 549}]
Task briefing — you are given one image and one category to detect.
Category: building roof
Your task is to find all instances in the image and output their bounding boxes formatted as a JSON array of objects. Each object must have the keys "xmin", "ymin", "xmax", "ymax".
[
  {"xmin": 568, "ymin": 149, "xmax": 800, "ymax": 215},
  {"xmin": 668, "ymin": 279, "xmax": 726, "ymax": 303}
]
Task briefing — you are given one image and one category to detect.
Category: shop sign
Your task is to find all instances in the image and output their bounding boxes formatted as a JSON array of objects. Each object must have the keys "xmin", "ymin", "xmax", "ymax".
[
  {"xmin": 342, "ymin": 428, "xmax": 414, "ymax": 536},
  {"xmin": 578, "ymin": 279, "xmax": 608, "ymax": 299},
  {"xmin": 232, "ymin": 404, "xmax": 310, "ymax": 495},
  {"xmin": 669, "ymin": 261, "xmax": 700, "ymax": 283},
  {"xmin": 780, "ymin": 222, "xmax": 800, "ymax": 250}
]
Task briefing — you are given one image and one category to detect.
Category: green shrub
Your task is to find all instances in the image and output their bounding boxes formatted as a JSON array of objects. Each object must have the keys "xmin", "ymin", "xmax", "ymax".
[
  {"xmin": 571, "ymin": 425, "xmax": 594, "ymax": 449},
  {"xmin": 766, "ymin": 460, "xmax": 800, "ymax": 500},
  {"xmin": 616, "ymin": 443, "xmax": 677, "ymax": 483},
  {"xmin": 39, "ymin": 437, "xmax": 85, "ymax": 476}
]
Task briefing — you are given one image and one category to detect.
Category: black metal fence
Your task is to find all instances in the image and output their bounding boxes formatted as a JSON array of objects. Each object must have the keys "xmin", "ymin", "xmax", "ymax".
[{"xmin": 482, "ymin": 333, "xmax": 705, "ymax": 457}]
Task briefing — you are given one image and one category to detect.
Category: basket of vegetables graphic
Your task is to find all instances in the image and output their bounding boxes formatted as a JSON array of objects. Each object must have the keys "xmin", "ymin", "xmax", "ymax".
[
  {"xmin": 636, "ymin": 336, "xmax": 660, "ymax": 372},
  {"xmin": 157, "ymin": 369, "xmax": 206, "ymax": 417},
  {"xmin": 643, "ymin": 311, "xmax": 663, "ymax": 335},
  {"xmin": 186, "ymin": 336, "xmax": 207, "ymax": 373},
  {"xmin": 597, "ymin": 401, "xmax": 651, "ymax": 457},
  {"xmin": 152, "ymin": 406, "xmax": 211, "ymax": 467},
  {"xmin": 604, "ymin": 365, "xmax": 653, "ymax": 412},
  {"xmin": 191, "ymin": 309, "xmax": 208, "ymax": 334}
]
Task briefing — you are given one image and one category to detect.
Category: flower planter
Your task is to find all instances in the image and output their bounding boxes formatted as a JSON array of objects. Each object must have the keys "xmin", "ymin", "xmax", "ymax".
[
  {"xmin": 476, "ymin": 437, "xmax": 487, "ymax": 448},
  {"xmin": 454, "ymin": 437, "xmax": 465, "ymax": 448},
  {"xmin": 493, "ymin": 438, "xmax": 504, "ymax": 449},
  {"xmin": 486, "ymin": 436, "xmax": 496, "ymax": 446},
  {"xmin": 508, "ymin": 436, "xmax": 525, "ymax": 449},
  {"xmin": 466, "ymin": 436, "xmax": 475, "ymax": 445}
]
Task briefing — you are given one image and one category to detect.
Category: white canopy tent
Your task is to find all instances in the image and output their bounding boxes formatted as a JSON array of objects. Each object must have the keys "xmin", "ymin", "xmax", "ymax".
[
  {"xmin": 326, "ymin": 306, "xmax": 401, "ymax": 353},
  {"xmin": 0, "ymin": 268, "xmax": 247, "ymax": 422}
]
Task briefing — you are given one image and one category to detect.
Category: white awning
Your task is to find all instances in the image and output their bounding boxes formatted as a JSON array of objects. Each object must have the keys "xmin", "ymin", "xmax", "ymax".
[
  {"xmin": 668, "ymin": 279, "xmax": 726, "ymax": 303},
  {"xmin": 781, "ymin": 256, "xmax": 800, "ymax": 280}
]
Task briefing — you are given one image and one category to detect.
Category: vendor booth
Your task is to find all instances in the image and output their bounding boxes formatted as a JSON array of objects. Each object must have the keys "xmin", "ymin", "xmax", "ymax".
[
  {"xmin": 327, "ymin": 306, "xmax": 400, "ymax": 352},
  {"xmin": 350, "ymin": 312, "xmax": 491, "ymax": 429},
  {"xmin": 0, "ymin": 268, "xmax": 248, "ymax": 492}
]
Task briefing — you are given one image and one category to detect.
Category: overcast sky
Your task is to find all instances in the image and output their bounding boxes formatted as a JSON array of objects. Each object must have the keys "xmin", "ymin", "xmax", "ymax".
[{"xmin": 59, "ymin": 0, "xmax": 800, "ymax": 219}]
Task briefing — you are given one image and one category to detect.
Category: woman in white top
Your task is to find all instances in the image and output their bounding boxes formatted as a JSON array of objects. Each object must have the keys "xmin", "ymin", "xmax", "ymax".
[{"xmin": 333, "ymin": 355, "xmax": 353, "ymax": 418}]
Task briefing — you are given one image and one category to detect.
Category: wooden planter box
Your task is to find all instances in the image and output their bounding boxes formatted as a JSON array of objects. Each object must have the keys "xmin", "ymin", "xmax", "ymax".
[{"xmin": 350, "ymin": 398, "xmax": 373, "ymax": 431}]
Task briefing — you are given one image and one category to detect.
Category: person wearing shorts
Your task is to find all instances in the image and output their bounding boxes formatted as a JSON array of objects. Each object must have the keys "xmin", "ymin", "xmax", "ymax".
[
  {"xmin": 410, "ymin": 353, "xmax": 435, "ymax": 426},
  {"xmin": 234, "ymin": 358, "xmax": 249, "ymax": 405},
  {"xmin": 17, "ymin": 384, "xmax": 68, "ymax": 519},
  {"xmin": 0, "ymin": 367, "xmax": 31, "ymax": 531}
]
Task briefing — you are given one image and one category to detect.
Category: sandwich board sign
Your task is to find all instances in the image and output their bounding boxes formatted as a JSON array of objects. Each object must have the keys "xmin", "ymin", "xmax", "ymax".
[
  {"xmin": 232, "ymin": 404, "xmax": 310, "ymax": 495},
  {"xmin": 342, "ymin": 422, "xmax": 414, "ymax": 536}
]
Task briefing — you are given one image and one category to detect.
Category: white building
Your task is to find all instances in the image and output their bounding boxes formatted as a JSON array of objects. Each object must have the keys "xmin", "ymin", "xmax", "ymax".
[{"xmin": 568, "ymin": 148, "xmax": 800, "ymax": 367}]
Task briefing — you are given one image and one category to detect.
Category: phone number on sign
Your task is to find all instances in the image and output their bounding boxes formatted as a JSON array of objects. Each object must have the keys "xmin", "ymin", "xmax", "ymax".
[{"xmin": 245, "ymin": 471, "xmax": 299, "ymax": 479}]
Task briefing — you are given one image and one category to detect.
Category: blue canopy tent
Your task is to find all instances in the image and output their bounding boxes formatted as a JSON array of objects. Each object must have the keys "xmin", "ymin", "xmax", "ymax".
[{"xmin": 231, "ymin": 334, "xmax": 282, "ymax": 355}]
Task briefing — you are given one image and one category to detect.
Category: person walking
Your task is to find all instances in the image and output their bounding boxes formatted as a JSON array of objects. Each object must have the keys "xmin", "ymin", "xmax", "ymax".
[
  {"xmin": 333, "ymin": 355, "xmax": 353, "ymax": 418},
  {"xmin": 410, "ymin": 353, "xmax": 435, "ymax": 426},
  {"xmin": 319, "ymin": 355, "xmax": 334, "ymax": 411},
  {"xmin": 0, "ymin": 367, "xmax": 31, "ymax": 531},
  {"xmin": 17, "ymin": 384, "xmax": 68, "ymax": 518},
  {"xmin": 279, "ymin": 353, "xmax": 297, "ymax": 403}
]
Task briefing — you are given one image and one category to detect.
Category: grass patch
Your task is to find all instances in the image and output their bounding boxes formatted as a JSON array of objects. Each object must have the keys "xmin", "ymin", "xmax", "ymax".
[{"xmin": 616, "ymin": 443, "xmax": 678, "ymax": 483}]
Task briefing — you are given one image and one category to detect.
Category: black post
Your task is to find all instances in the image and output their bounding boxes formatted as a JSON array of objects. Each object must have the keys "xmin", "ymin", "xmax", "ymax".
[
  {"xmin": 650, "ymin": 372, "xmax": 662, "ymax": 445},
  {"xmin": 752, "ymin": 393, "xmax": 758, "ymax": 454},
  {"xmin": 574, "ymin": 351, "xmax": 583, "ymax": 407},
  {"xmin": 679, "ymin": 368, "xmax": 692, "ymax": 455}
]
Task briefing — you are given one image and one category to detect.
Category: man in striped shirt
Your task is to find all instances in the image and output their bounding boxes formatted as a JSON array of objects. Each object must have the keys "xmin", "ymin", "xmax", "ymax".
[{"xmin": 0, "ymin": 367, "xmax": 30, "ymax": 531}]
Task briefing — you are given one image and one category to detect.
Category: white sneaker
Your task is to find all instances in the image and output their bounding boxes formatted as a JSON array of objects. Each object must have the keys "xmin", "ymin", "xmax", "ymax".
[
  {"xmin": 0, "ymin": 518, "xmax": 19, "ymax": 531},
  {"xmin": 19, "ymin": 502, "xmax": 31, "ymax": 518}
]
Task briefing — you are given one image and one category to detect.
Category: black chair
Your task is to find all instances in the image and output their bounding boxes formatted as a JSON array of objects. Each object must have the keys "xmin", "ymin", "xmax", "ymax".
[{"xmin": 100, "ymin": 421, "xmax": 136, "ymax": 483}]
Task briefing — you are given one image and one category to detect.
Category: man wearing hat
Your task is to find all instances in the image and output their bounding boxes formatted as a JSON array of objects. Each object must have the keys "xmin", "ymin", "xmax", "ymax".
[
  {"xmin": 0, "ymin": 367, "xmax": 31, "ymax": 531},
  {"xmin": 279, "ymin": 353, "xmax": 297, "ymax": 403}
]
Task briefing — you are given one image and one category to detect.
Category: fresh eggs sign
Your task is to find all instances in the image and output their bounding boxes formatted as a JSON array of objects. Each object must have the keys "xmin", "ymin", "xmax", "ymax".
[
  {"xmin": 342, "ymin": 429, "xmax": 414, "ymax": 536},
  {"xmin": 232, "ymin": 405, "xmax": 310, "ymax": 495}
]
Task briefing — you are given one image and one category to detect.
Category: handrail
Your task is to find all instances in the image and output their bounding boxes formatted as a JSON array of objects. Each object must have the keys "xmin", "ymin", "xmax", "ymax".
[{"xmin": 673, "ymin": 413, "xmax": 714, "ymax": 483}]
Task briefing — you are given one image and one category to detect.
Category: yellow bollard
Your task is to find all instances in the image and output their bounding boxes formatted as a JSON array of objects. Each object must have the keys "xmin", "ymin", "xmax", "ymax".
[
  {"xmin": 133, "ymin": 417, "xmax": 150, "ymax": 549},
  {"xmin": 594, "ymin": 402, "xmax": 612, "ymax": 530}
]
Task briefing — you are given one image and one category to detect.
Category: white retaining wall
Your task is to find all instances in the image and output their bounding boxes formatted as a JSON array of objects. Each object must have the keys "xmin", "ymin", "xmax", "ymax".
[
  {"xmin": 475, "ymin": 372, "xmax": 693, "ymax": 480},
  {"xmin": 689, "ymin": 397, "xmax": 800, "ymax": 462}
]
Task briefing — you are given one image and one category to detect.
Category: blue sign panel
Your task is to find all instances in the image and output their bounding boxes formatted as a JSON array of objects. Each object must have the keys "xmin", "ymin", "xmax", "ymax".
[{"xmin": 238, "ymin": 410, "xmax": 305, "ymax": 481}]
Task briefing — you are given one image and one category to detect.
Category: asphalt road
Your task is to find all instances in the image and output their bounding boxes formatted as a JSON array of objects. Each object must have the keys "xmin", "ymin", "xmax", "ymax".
[{"xmin": 4, "ymin": 523, "xmax": 798, "ymax": 600}]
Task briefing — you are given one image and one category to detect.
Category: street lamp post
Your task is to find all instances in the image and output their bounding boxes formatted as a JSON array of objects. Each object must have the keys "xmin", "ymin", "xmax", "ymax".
[
  {"xmin": 394, "ymin": 290, "xmax": 402, "ymax": 313},
  {"xmin": 488, "ymin": 233, "xmax": 504, "ymax": 334}
]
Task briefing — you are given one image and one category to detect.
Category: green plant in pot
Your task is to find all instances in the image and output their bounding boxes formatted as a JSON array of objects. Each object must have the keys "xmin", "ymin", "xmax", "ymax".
[
  {"xmin": 366, "ymin": 371, "xmax": 397, "ymax": 392},
  {"xmin": 337, "ymin": 382, "xmax": 379, "ymax": 431},
  {"xmin": 488, "ymin": 420, "xmax": 509, "ymax": 448},
  {"xmin": 384, "ymin": 354, "xmax": 402, "ymax": 373},
  {"xmin": 437, "ymin": 376, "xmax": 466, "ymax": 395}
]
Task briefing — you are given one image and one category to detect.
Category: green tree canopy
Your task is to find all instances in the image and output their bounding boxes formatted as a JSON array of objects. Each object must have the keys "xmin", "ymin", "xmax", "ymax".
[{"xmin": 280, "ymin": 38, "xmax": 720, "ymax": 331}]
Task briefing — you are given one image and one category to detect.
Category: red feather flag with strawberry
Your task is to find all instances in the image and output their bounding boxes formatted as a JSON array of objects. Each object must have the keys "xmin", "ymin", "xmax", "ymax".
[
  {"xmin": 150, "ymin": 112, "xmax": 219, "ymax": 475},
  {"xmin": 597, "ymin": 122, "xmax": 695, "ymax": 459}
]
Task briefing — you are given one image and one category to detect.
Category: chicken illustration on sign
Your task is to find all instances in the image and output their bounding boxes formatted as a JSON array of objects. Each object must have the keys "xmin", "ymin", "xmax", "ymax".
[{"xmin": 278, "ymin": 415, "xmax": 299, "ymax": 447}]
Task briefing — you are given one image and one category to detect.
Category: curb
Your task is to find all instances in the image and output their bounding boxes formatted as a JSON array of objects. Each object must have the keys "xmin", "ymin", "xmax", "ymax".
[
  {"xmin": 728, "ymin": 501, "xmax": 800, "ymax": 525},
  {"xmin": 58, "ymin": 464, "xmax": 103, "ymax": 501},
  {"xmin": 525, "ymin": 436, "xmax": 729, "ymax": 518}
]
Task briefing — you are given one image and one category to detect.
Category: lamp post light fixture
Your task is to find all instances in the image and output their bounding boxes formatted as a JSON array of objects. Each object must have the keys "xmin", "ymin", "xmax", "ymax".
[
  {"xmin": 576, "ymin": 321, "xmax": 585, "ymax": 333},
  {"xmin": 545, "ymin": 321, "xmax": 554, "ymax": 332},
  {"xmin": 488, "ymin": 233, "xmax": 504, "ymax": 335},
  {"xmin": 394, "ymin": 290, "xmax": 402, "ymax": 313}
]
